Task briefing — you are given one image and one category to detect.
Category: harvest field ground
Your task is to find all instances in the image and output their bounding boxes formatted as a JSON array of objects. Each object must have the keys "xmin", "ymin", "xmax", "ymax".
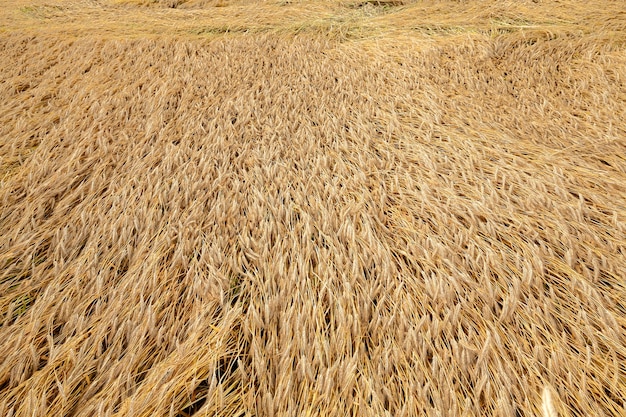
[{"xmin": 1, "ymin": 0, "xmax": 625, "ymax": 416}]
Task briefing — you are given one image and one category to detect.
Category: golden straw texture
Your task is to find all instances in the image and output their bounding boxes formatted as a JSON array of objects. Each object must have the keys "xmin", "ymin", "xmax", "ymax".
[{"xmin": 1, "ymin": 1, "xmax": 625, "ymax": 416}]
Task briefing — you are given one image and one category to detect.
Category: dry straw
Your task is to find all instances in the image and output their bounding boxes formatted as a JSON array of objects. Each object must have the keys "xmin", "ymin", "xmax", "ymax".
[{"xmin": 1, "ymin": 0, "xmax": 625, "ymax": 416}]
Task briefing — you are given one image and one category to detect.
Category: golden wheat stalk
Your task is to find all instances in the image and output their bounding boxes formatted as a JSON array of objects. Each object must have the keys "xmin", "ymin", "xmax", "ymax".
[{"xmin": 1, "ymin": 1, "xmax": 625, "ymax": 416}]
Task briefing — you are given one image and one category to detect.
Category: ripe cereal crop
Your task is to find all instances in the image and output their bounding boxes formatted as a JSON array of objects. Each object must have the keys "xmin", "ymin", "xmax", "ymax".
[{"xmin": 1, "ymin": 1, "xmax": 625, "ymax": 416}]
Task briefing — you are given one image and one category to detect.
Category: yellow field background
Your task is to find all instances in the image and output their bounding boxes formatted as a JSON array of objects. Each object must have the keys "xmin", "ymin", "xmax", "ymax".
[{"xmin": 1, "ymin": 1, "xmax": 625, "ymax": 416}]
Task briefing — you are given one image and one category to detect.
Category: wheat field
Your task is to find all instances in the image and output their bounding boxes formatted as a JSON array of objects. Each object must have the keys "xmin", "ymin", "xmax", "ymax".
[{"xmin": 1, "ymin": 0, "xmax": 625, "ymax": 416}]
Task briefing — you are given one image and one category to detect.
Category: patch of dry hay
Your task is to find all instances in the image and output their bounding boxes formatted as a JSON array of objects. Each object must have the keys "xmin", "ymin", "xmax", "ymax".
[{"xmin": 1, "ymin": 1, "xmax": 625, "ymax": 416}]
